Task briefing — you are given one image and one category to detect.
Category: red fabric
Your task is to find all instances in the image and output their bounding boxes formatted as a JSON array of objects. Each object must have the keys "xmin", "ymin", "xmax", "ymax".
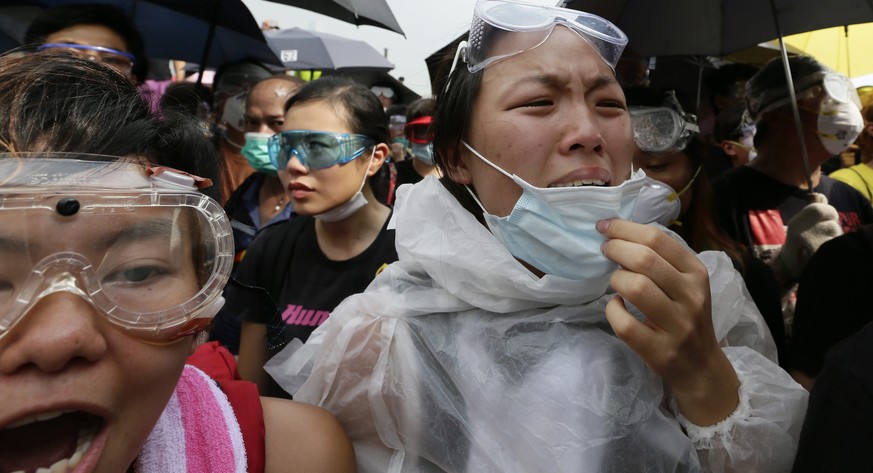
[{"xmin": 187, "ymin": 341, "xmax": 266, "ymax": 473}]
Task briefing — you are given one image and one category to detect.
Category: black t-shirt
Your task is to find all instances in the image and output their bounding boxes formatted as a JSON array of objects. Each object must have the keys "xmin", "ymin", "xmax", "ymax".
[
  {"xmin": 395, "ymin": 159, "xmax": 424, "ymax": 188},
  {"xmin": 236, "ymin": 214, "xmax": 397, "ymax": 349},
  {"xmin": 792, "ymin": 319, "xmax": 873, "ymax": 472},
  {"xmin": 712, "ymin": 166, "xmax": 873, "ymax": 263},
  {"xmin": 790, "ymin": 225, "xmax": 873, "ymax": 376}
]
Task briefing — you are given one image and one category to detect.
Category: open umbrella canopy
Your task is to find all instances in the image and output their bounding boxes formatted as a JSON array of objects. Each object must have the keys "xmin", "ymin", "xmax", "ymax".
[
  {"xmin": 3, "ymin": 0, "xmax": 281, "ymax": 69},
  {"xmin": 262, "ymin": 0, "xmax": 404, "ymax": 36},
  {"xmin": 265, "ymin": 27, "xmax": 393, "ymax": 72},
  {"xmin": 565, "ymin": 0, "xmax": 873, "ymax": 58},
  {"xmin": 782, "ymin": 23, "xmax": 873, "ymax": 77}
]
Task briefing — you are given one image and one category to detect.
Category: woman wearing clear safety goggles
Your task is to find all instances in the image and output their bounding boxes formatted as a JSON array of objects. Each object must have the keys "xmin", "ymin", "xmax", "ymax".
[
  {"xmin": 0, "ymin": 53, "xmax": 355, "ymax": 473},
  {"xmin": 230, "ymin": 77, "xmax": 399, "ymax": 398},
  {"xmin": 264, "ymin": 1, "xmax": 807, "ymax": 472}
]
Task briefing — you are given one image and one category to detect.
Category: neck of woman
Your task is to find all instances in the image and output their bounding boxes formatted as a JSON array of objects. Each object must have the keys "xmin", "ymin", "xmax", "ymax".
[{"xmin": 314, "ymin": 185, "xmax": 391, "ymax": 261}]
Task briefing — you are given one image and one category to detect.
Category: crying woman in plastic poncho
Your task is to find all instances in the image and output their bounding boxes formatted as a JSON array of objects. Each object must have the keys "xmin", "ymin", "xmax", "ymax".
[{"xmin": 265, "ymin": 1, "xmax": 808, "ymax": 472}]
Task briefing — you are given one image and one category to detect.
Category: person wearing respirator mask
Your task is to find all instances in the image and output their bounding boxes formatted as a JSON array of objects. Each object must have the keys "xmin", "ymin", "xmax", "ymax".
[
  {"xmin": 628, "ymin": 87, "xmax": 788, "ymax": 367},
  {"xmin": 712, "ymin": 56, "xmax": 873, "ymax": 355}
]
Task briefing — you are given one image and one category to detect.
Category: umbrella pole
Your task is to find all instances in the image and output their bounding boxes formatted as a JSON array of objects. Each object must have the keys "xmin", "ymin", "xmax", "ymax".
[
  {"xmin": 769, "ymin": 0, "xmax": 815, "ymax": 192},
  {"xmin": 196, "ymin": 0, "xmax": 222, "ymax": 87}
]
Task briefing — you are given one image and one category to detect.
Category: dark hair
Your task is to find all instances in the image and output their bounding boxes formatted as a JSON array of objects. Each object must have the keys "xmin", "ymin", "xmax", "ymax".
[
  {"xmin": 0, "ymin": 52, "xmax": 222, "ymax": 201},
  {"xmin": 703, "ymin": 63, "xmax": 758, "ymax": 112},
  {"xmin": 285, "ymin": 76, "xmax": 388, "ymax": 143},
  {"xmin": 713, "ymin": 104, "xmax": 748, "ymax": 143},
  {"xmin": 25, "ymin": 3, "xmax": 148, "ymax": 83},
  {"xmin": 385, "ymin": 104, "xmax": 407, "ymax": 118},
  {"xmin": 432, "ymin": 49, "xmax": 487, "ymax": 223},
  {"xmin": 284, "ymin": 76, "xmax": 391, "ymax": 202},
  {"xmin": 160, "ymin": 82, "xmax": 214, "ymax": 120},
  {"xmin": 406, "ymin": 97, "xmax": 435, "ymax": 120}
]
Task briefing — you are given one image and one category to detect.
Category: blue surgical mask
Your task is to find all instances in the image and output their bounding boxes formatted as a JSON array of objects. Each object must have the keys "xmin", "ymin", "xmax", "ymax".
[
  {"xmin": 411, "ymin": 142, "xmax": 434, "ymax": 165},
  {"xmin": 462, "ymin": 141, "xmax": 645, "ymax": 290},
  {"xmin": 242, "ymin": 132, "xmax": 277, "ymax": 175}
]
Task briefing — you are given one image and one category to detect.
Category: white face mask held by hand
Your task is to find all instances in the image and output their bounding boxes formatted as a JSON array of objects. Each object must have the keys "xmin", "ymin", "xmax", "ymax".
[{"xmin": 462, "ymin": 141, "xmax": 645, "ymax": 284}]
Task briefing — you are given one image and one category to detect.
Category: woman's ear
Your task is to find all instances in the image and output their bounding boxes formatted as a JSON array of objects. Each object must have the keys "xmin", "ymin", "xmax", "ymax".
[
  {"xmin": 366, "ymin": 143, "xmax": 390, "ymax": 177},
  {"xmin": 439, "ymin": 143, "xmax": 473, "ymax": 184}
]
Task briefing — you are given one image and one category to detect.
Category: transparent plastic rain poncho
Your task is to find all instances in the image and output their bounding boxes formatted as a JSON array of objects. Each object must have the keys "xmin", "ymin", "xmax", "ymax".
[{"xmin": 266, "ymin": 177, "xmax": 808, "ymax": 473}]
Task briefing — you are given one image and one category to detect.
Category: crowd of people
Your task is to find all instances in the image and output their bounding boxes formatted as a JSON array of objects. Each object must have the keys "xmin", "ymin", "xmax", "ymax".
[{"xmin": 2, "ymin": 0, "xmax": 873, "ymax": 472}]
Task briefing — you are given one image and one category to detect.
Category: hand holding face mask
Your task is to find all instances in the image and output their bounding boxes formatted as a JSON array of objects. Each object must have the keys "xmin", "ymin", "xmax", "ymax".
[{"xmin": 597, "ymin": 218, "xmax": 741, "ymax": 426}]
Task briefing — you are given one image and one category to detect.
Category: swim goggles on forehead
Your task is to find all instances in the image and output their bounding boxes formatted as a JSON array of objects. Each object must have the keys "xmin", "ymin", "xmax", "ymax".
[
  {"xmin": 405, "ymin": 116, "xmax": 433, "ymax": 144},
  {"xmin": 461, "ymin": 0, "xmax": 628, "ymax": 73},
  {"xmin": 268, "ymin": 130, "xmax": 375, "ymax": 171},
  {"xmin": 0, "ymin": 154, "xmax": 233, "ymax": 342},
  {"xmin": 629, "ymin": 92, "xmax": 700, "ymax": 154},
  {"xmin": 37, "ymin": 43, "xmax": 135, "ymax": 73},
  {"xmin": 747, "ymin": 70, "xmax": 861, "ymax": 121}
]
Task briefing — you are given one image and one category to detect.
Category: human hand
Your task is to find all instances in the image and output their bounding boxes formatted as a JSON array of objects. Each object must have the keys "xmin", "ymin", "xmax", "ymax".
[
  {"xmin": 597, "ymin": 219, "xmax": 739, "ymax": 426},
  {"xmin": 779, "ymin": 193, "xmax": 843, "ymax": 281}
]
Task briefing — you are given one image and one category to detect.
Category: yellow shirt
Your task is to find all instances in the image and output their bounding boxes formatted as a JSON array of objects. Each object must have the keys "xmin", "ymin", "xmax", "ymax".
[{"xmin": 831, "ymin": 163, "xmax": 873, "ymax": 202}]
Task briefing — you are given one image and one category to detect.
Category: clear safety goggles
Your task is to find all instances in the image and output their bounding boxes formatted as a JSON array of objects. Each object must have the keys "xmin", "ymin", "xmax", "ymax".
[
  {"xmin": 0, "ymin": 155, "xmax": 233, "ymax": 342},
  {"xmin": 629, "ymin": 92, "xmax": 700, "ymax": 154},
  {"xmin": 405, "ymin": 116, "xmax": 434, "ymax": 144},
  {"xmin": 268, "ymin": 130, "xmax": 375, "ymax": 171},
  {"xmin": 37, "ymin": 43, "xmax": 135, "ymax": 75},
  {"xmin": 747, "ymin": 70, "xmax": 861, "ymax": 120},
  {"xmin": 461, "ymin": 0, "xmax": 628, "ymax": 73}
]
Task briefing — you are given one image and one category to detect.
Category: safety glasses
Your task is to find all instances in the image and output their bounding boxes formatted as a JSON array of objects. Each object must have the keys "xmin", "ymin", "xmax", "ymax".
[
  {"xmin": 0, "ymin": 154, "xmax": 233, "ymax": 342},
  {"xmin": 461, "ymin": 0, "xmax": 627, "ymax": 73},
  {"xmin": 629, "ymin": 92, "xmax": 699, "ymax": 154},
  {"xmin": 405, "ymin": 116, "xmax": 433, "ymax": 144},
  {"xmin": 268, "ymin": 130, "xmax": 375, "ymax": 171},
  {"xmin": 748, "ymin": 70, "xmax": 861, "ymax": 120},
  {"xmin": 370, "ymin": 86, "xmax": 395, "ymax": 99},
  {"xmin": 37, "ymin": 43, "xmax": 135, "ymax": 75}
]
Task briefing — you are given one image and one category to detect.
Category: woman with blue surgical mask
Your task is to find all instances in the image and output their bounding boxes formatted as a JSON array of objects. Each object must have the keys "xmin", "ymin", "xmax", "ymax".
[
  {"xmin": 264, "ymin": 1, "xmax": 807, "ymax": 471},
  {"xmin": 229, "ymin": 77, "xmax": 399, "ymax": 397}
]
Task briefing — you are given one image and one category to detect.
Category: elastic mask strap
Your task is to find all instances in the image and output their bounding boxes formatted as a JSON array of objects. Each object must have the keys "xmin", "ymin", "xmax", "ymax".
[
  {"xmin": 357, "ymin": 146, "xmax": 376, "ymax": 193},
  {"xmin": 461, "ymin": 140, "xmax": 514, "ymax": 180},
  {"xmin": 667, "ymin": 164, "xmax": 701, "ymax": 202},
  {"xmin": 444, "ymin": 41, "xmax": 468, "ymax": 94}
]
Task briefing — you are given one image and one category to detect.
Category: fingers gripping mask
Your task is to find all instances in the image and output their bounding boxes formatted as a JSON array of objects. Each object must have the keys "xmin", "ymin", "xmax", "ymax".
[{"xmin": 461, "ymin": 141, "xmax": 645, "ymax": 292}]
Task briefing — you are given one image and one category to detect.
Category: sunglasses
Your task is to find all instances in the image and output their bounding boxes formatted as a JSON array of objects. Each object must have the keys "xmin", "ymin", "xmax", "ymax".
[
  {"xmin": 405, "ymin": 116, "xmax": 434, "ymax": 144},
  {"xmin": 37, "ymin": 43, "xmax": 135, "ymax": 74},
  {"xmin": 268, "ymin": 130, "xmax": 375, "ymax": 171}
]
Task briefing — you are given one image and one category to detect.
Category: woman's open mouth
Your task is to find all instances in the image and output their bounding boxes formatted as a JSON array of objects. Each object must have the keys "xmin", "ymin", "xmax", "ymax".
[{"xmin": 0, "ymin": 411, "xmax": 104, "ymax": 473}]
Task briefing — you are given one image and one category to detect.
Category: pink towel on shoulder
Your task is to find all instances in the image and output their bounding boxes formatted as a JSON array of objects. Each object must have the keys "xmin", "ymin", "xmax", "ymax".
[{"xmin": 135, "ymin": 365, "xmax": 248, "ymax": 472}]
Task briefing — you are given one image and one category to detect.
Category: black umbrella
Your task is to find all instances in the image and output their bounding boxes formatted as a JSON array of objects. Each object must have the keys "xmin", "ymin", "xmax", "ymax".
[
  {"xmin": 3, "ymin": 0, "xmax": 282, "ymax": 70},
  {"xmin": 263, "ymin": 0, "xmax": 404, "ymax": 36},
  {"xmin": 265, "ymin": 27, "xmax": 394, "ymax": 72}
]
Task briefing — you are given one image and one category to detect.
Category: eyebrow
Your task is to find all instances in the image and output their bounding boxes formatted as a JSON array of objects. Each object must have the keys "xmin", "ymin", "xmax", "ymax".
[
  {"xmin": 513, "ymin": 73, "xmax": 620, "ymax": 92},
  {"xmin": 93, "ymin": 218, "xmax": 179, "ymax": 251}
]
